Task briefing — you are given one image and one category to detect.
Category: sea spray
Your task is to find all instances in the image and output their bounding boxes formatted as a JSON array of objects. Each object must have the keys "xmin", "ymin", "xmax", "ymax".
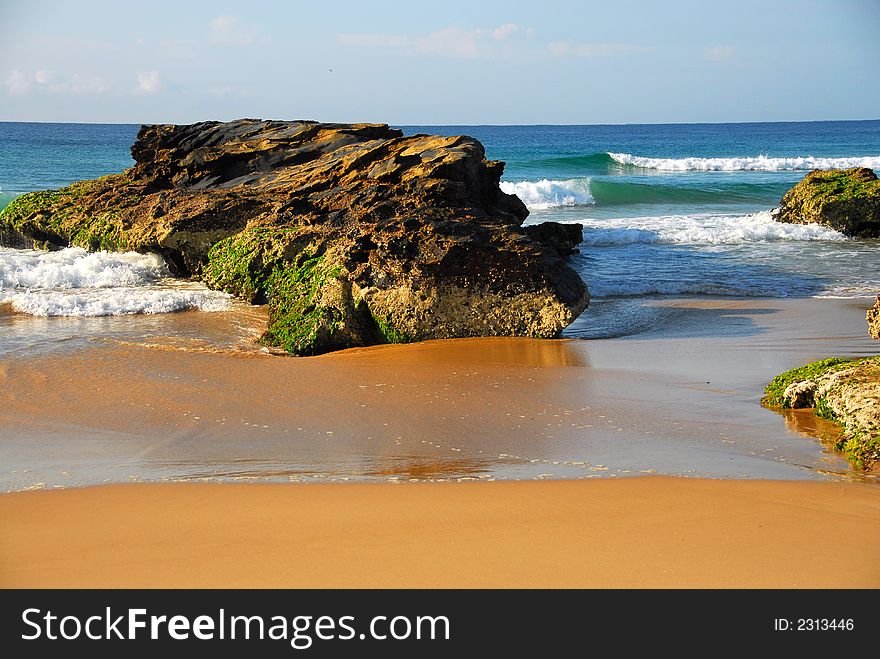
[
  {"xmin": 0, "ymin": 247, "xmax": 230, "ymax": 316},
  {"xmin": 499, "ymin": 179, "xmax": 594, "ymax": 209},
  {"xmin": 577, "ymin": 211, "xmax": 849, "ymax": 246}
]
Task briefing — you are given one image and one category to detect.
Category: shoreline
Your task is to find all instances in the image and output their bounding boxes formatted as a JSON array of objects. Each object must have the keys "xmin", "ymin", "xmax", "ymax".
[
  {"xmin": 1, "ymin": 296, "xmax": 877, "ymax": 490},
  {"xmin": 2, "ymin": 477, "xmax": 879, "ymax": 588}
]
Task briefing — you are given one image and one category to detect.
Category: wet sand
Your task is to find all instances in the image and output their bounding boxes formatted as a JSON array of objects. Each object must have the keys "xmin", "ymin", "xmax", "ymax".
[
  {"xmin": 2, "ymin": 477, "xmax": 878, "ymax": 588},
  {"xmin": 1, "ymin": 296, "xmax": 876, "ymax": 488}
]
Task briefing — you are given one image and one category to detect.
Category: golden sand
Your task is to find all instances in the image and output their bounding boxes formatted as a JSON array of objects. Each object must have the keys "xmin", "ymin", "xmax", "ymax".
[{"xmin": 2, "ymin": 477, "xmax": 878, "ymax": 588}]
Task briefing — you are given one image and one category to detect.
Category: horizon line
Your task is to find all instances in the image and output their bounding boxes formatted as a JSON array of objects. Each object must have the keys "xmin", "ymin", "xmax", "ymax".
[{"xmin": 1, "ymin": 118, "xmax": 879, "ymax": 128}]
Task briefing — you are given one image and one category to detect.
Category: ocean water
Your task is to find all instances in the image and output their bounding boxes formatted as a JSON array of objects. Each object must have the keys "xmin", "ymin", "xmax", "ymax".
[
  {"xmin": 1, "ymin": 121, "xmax": 879, "ymax": 489},
  {"xmin": 419, "ymin": 123, "xmax": 880, "ymax": 313},
  {"xmin": 0, "ymin": 120, "xmax": 878, "ymax": 336}
]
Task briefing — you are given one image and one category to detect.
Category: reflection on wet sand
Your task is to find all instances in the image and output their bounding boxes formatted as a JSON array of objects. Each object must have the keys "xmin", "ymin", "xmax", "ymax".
[
  {"xmin": 781, "ymin": 407, "xmax": 842, "ymax": 445},
  {"xmin": 328, "ymin": 336, "xmax": 590, "ymax": 368},
  {"xmin": 363, "ymin": 457, "xmax": 493, "ymax": 481}
]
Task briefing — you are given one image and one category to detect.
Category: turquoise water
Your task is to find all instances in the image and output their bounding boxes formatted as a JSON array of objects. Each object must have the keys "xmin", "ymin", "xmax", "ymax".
[
  {"xmin": 423, "ymin": 121, "xmax": 880, "ymax": 217},
  {"xmin": 1, "ymin": 121, "xmax": 879, "ymax": 328}
]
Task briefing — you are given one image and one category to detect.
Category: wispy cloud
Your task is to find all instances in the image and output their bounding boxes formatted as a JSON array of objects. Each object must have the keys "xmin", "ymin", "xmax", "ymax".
[
  {"xmin": 337, "ymin": 34, "xmax": 409, "ymax": 48},
  {"xmin": 5, "ymin": 70, "xmax": 31, "ymax": 96},
  {"xmin": 548, "ymin": 41, "xmax": 651, "ymax": 57},
  {"xmin": 704, "ymin": 44, "xmax": 735, "ymax": 61},
  {"xmin": 339, "ymin": 23, "xmax": 522, "ymax": 59},
  {"xmin": 209, "ymin": 15, "xmax": 266, "ymax": 45},
  {"xmin": 4, "ymin": 69, "xmax": 108, "ymax": 95},
  {"xmin": 136, "ymin": 70, "xmax": 160, "ymax": 93},
  {"xmin": 492, "ymin": 24, "xmax": 518, "ymax": 40}
]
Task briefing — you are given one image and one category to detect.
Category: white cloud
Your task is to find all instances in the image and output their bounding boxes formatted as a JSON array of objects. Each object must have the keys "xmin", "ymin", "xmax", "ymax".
[
  {"xmin": 4, "ymin": 69, "xmax": 107, "ymax": 95},
  {"xmin": 136, "ymin": 70, "xmax": 161, "ymax": 93},
  {"xmin": 209, "ymin": 15, "xmax": 261, "ymax": 44},
  {"xmin": 704, "ymin": 44, "xmax": 735, "ymax": 61},
  {"xmin": 492, "ymin": 24, "xmax": 518, "ymax": 40},
  {"xmin": 418, "ymin": 27, "xmax": 484, "ymax": 58},
  {"xmin": 6, "ymin": 70, "xmax": 31, "ymax": 95},
  {"xmin": 548, "ymin": 41, "xmax": 650, "ymax": 57},
  {"xmin": 338, "ymin": 23, "xmax": 521, "ymax": 59}
]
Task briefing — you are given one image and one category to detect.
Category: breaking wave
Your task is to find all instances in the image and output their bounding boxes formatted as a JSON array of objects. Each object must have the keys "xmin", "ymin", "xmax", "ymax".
[
  {"xmin": 499, "ymin": 178, "xmax": 594, "ymax": 209},
  {"xmin": 576, "ymin": 211, "xmax": 848, "ymax": 246},
  {"xmin": 503, "ymin": 177, "xmax": 785, "ymax": 209},
  {"xmin": 607, "ymin": 152, "xmax": 880, "ymax": 172},
  {"xmin": 0, "ymin": 247, "xmax": 230, "ymax": 316}
]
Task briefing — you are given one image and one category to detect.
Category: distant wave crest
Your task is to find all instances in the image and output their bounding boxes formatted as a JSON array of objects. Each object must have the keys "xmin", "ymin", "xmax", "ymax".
[
  {"xmin": 503, "ymin": 176, "xmax": 784, "ymax": 208},
  {"xmin": 607, "ymin": 152, "xmax": 880, "ymax": 172}
]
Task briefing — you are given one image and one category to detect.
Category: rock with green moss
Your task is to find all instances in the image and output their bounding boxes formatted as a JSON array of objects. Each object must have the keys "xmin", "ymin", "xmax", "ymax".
[
  {"xmin": 774, "ymin": 167, "xmax": 880, "ymax": 237},
  {"xmin": 763, "ymin": 356, "xmax": 880, "ymax": 470},
  {"xmin": 868, "ymin": 295, "xmax": 880, "ymax": 340},
  {"xmin": 0, "ymin": 119, "xmax": 589, "ymax": 355}
]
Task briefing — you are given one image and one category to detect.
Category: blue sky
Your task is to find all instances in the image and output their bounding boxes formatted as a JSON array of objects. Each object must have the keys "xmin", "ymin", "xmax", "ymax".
[{"xmin": 1, "ymin": 0, "xmax": 878, "ymax": 124}]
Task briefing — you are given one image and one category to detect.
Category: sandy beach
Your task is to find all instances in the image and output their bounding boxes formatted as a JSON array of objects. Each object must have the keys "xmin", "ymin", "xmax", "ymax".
[{"xmin": 2, "ymin": 477, "xmax": 878, "ymax": 588}]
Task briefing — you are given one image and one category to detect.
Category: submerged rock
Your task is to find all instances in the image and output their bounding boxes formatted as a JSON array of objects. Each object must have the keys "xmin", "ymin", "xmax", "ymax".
[
  {"xmin": 774, "ymin": 167, "xmax": 880, "ymax": 237},
  {"xmin": 869, "ymin": 295, "xmax": 880, "ymax": 340},
  {"xmin": 0, "ymin": 119, "xmax": 588, "ymax": 354}
]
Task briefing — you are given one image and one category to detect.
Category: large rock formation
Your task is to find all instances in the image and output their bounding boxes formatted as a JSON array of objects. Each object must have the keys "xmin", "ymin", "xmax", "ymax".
[
  {"xmin": 0, "ymin": 119, "xmax": 588, "ymax": 354},
  {"xmin": 869, "ymin": 296, "xmax": 880, "ymax": 340},
  {"xmin": 774, "ymin": 167, "xmax": 880, "ymax": 237}
]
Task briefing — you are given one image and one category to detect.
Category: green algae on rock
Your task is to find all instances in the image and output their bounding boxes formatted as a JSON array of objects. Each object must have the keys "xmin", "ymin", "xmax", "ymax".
[
  {"xmin": 869, "ymin": 295, "xmax": 880, "ymax": 341},
  {"xmin": 0, "ymin": 119, "xmax": 589, "ymax": 355},
  {"xmin": 763, "ymin": 356, "xmax": 880, "ymax": 470},
  {"xmin": 774, "ymin": 167, "xmax": 880, "ymax": 237}
]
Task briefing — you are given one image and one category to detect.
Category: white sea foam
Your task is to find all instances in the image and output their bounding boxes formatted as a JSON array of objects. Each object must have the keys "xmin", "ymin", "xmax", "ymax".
[
  {"xmin": 607, "ymin": 152, "xmax": 880, "ymax": 172},
  {"xmin": 500, "ymin": 178, "xmax": 594, "ymax": 209},
  {"xmin": 0, "ymin": 247, "xmax": 168, "ymax": 289},
  {"xmin": 0, "ymin": 247, "xmax": 231, "ymax": 316},
  {"xmin": 5, "ymin": 287, "xmax": 232, "ymax": 317},
  {"xmin": 576, "ymin": 211, "xmax": 848, "ymax": 246}
]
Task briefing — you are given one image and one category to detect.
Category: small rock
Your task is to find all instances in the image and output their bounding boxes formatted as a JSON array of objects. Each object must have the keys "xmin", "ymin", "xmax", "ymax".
[
  {"xmin": 783, "ymin": 380, "xmax": 817, "ymax": 408},
  {"xmin": 868, "ymin": 295, "xmax": 880, "ymax": 340}
]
